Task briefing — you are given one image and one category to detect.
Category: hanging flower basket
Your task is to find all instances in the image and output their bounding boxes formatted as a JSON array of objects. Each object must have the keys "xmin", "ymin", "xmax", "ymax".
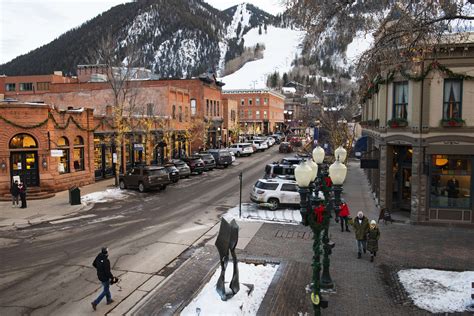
[
  {"xmin": 388, "ymin": 118, "xmax": 408, "ymax": 128},
  {"xmin": 441, "ymin": 118, "xmax": 464, "ymax": 127}
]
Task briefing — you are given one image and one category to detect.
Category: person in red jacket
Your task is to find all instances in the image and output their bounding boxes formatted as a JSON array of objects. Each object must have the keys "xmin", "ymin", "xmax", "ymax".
[{"xmin": 338, "ymin": 201, "xmax": 351, "ymax": 232}]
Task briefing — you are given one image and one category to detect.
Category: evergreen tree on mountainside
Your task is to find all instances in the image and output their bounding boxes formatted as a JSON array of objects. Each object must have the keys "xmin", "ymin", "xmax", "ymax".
[{"xmin": 0, "ymin": 0, "xmax": 242, "ymax": 77}]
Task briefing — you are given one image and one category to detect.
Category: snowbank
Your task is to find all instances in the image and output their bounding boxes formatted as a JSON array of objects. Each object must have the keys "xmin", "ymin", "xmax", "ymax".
[
  {"xmin": 398, "ymin": 269, "xmax": 474, "ymax": 313},
  {"xmin": 223, "ymin": 203, "xmax": 302, "ymax": 225},
  {"xmin": 181, "ymin": 262, "xmax": 279, "ymax": 315},
  {"xmin": 81, "ymin": 188, "xmax": 131, "ymax": 204}
]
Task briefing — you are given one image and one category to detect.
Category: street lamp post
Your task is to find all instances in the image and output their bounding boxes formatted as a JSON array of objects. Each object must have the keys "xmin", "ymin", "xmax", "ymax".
[{"xmin": 295, "ymin": 160, "xmax": 327, "ymax": 315}]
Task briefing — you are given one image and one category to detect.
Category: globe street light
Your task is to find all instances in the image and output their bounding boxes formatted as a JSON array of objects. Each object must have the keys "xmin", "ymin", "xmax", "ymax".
[
  {"xmin": 334, "ymin": 146, "xmax": 347, "ymax": 163},
  {"xmin": 295, "ymin": 160, "xmax": 326, "ymax": 315}
]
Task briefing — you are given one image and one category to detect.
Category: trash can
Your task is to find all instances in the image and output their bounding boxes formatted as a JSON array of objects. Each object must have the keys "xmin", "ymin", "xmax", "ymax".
[{"xmin": 69, "ymin": 187, "xmax": 81, "ymax": 205}]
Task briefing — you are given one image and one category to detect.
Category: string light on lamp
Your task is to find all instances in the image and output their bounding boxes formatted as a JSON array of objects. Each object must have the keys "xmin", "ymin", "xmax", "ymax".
[{"xmin": 334, "ymin": 146, "xmax": 347, "ymax": 163}]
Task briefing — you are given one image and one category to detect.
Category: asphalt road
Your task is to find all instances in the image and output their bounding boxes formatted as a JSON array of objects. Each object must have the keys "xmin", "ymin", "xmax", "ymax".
[{"xmin": 0, "ymin": 146, "xmax": 289, "ymax": 315}]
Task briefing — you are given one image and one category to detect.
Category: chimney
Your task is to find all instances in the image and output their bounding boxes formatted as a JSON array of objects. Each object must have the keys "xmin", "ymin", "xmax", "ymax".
[{"xmin": 106, "ymin": 105, "xmax": 113, "ymax": 116}]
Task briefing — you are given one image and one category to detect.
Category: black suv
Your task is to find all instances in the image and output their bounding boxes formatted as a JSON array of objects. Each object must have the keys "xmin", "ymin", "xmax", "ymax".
[
  {"xmin": 196, "ymin": 153, "xmax": 216, "ymax": 171},
  {"xmin": 280, "ymin": 156, "xmax": 304, "ymax": 165},
  {"xmin": 119, "ymin": 166, "xmax": 171, "ymax": 192},
  {"xmin": 207, "ymin": 149, "xmax": 233, "ymax": 168},
  {"xmin": 182, "ymin": 156, "xmax": 205, "ymax": 174},
  {"xmin": 264, "ymin": 163, "xmax": 296, "ymax": 180},
  {"xmin": 164, "ymin": 164, "xmax": 180, "ymax": 183}
]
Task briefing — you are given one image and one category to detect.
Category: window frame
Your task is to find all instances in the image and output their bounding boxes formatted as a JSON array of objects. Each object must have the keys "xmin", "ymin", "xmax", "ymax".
[
  {"xmin": 57, "ymin": 137, "xmax": 70, "ymax": 174},
  {"xmin": 19, "ymin": 82, "xmax": 33, "ymax": 91},
  {"xmin": 393, "ymin": 81, "xmax": 408, "ymax": 120},
  {"xmin": 442, "ymin": 79, "xmax": 463, "ymax": 120},
  {"xmin": 73, "ymin": 136, "xmax": 85, "ymax": 171},
  {"xmin": 5, "ymin": 83, "xmax": 16, "ymax": 92}
]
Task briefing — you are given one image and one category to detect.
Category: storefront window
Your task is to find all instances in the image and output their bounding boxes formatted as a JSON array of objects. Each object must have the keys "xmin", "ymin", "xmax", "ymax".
[
  {"xmin": 430, "ymin": 155, "xmax": 472, "ymax": 209},
  {"xmin": 73, "ymin": 136, "xmax": 85, "ymax": 171},
  {"xmin": 57, "ymin": 137, "xmax": 69, "ymax": 174},
  {"xmin": 94, "ymin": 136, "xmax": 103, "ymax": 173}
]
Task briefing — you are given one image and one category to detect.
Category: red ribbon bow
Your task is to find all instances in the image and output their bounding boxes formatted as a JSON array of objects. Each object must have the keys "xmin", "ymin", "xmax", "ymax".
[{"xmin": 314, "ymin": 205, "xmax": 325, "ymax": 224}]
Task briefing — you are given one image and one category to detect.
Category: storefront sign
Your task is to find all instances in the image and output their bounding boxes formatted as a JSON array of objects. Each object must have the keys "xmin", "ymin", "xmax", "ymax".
[
  {"xmin": 134, "ymin": 144, "xmax": 144, "ymax": 151},
  {"xmin": 51, "ymin": 150, "xmax": 63, "ymax": 157}
]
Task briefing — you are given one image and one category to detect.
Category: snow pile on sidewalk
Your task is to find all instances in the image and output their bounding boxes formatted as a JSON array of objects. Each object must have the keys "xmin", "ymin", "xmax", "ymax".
[
  {"xmin": 81, "ymin": 188, "xmax": 131, "ymax": 205},
  {"xmin": 224, "ymin": 203, "xmax": 301, "ymax": 224},
  {"xmin": 181, "ymin": 262, "xmax": 279, "ymax": 315},
  {"xmin": 398, "ymin": 269, "xmax": 474, "ymax": 313}
]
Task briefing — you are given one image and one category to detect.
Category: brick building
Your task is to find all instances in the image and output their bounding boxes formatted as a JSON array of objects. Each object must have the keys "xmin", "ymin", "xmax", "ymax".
[
  {"xmin": 222, "ymin": 89, "xmax": 285, "ymax": 136},
  {"xmin": 222, "ymin": 99, "xmax": 238, "ymax": 146},
  {"xmin": 0, "ymin": 101, "xmax": 95, "ymax": 198}
]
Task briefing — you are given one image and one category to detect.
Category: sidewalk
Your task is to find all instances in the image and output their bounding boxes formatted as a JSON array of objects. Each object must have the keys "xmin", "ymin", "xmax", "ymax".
[
  {"xmin": 0, "ymin": 178, "xmax": 115, "ymax": 230},
  {"xmin": 127, "ymin": 159, "xmax": 474, "ymax": 315}
]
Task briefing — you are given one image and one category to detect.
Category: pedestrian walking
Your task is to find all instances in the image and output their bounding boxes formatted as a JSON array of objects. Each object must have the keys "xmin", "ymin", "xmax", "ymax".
[
  {"xmin": 91, "ymin": 247, "xmax": 115, "ymax": 310},
  {"xmin": 10, "ymin": 180, "xmax": 20, "ymax": 208},
  {"xmin": 338, "ymin": 201, "xmax": 350, "ymax": 232},
  {"xmin": 18, "ymin": 181, "xmax": 27, "ymax": 209},
  {"xmin": 367, "ymin": 220, "xmax": 380, "ymax": 262},
  {"xmin": 351, "ymin": 211, "xmax": 369, "ymax": 259}
]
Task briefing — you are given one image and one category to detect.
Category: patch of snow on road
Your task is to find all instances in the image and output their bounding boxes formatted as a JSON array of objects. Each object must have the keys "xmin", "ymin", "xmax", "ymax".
[
  {"xmin": 81, "ymin": 188, "xmax": 131, "ymax": 205},
  {"xmin": 398, "ymin": 269, "xmax": 474, "ymax": 313},
  {"xmin": 223, "ymin": 203, "xmax": 301, "ymax": 225},
  {"xmin": 221, "ymin": 26, "xmax": 305, "ymax": 89},
  {"xmin": 181, "ymin": 262, "xmax": 279, "ymax": 316}
]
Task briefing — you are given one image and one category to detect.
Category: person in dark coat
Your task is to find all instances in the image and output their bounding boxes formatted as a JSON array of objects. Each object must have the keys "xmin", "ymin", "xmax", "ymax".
[
  {"xmin": 351, "ymin": 211, "xmax": 369, "ymax": 259},
  {"xmin": 10, "ymin": 180, "xmax": 20, "ymax": 208},
  {"xmin": 18, "ymin": 181, "xmax": 27, "ymax": 209},
  {"xmin": 91, "ymin": 247, "xmax": 115, "ymax": 310},
  {"xmin": 367, "ymin": 220, "xmax": 380, "ymax": 262},
  {"xmin": 338, "ymin": 201, "xmax": 351, "ymax": 232}
]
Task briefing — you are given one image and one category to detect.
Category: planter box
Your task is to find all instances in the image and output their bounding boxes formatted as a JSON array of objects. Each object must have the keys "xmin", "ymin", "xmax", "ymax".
[
  {"xmin": 442, "ymin": 121, "xmax": 463, "ymax": 127},
  {"xmin": 389, "ymin": 121, "xmax": 407, "ymax": 128}
]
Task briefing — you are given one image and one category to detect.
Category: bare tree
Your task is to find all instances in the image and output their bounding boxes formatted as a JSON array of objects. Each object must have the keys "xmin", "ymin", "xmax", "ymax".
[{"xmin": 90, "ymin": 33, "xmax": 144, "ymax": 185}]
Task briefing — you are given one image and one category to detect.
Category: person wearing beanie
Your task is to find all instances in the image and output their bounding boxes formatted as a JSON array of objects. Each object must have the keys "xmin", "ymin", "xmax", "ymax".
[
  {"xmin": 91, "ymin": 247, "xmax": 115, "ymax": 310},
  {"xmin": 351, "ymin": 211, "xmax": 369, "ymax": 259},
  {"xmin": 367, "ymin": 220, "xmax": 380, "ymax": 262}
]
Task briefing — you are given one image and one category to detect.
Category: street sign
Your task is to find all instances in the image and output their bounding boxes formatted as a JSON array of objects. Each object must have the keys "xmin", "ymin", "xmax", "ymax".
[{"xmin": 51, "ymin": 150, "xmax": 63, "ymax": 157}]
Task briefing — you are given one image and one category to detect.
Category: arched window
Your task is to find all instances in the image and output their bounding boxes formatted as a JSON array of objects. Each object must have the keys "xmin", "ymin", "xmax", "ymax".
[
  {"xmin": 73, "ymin": 136, "xmax": 85, "ymax": 171},
  {"xmin": 172, "ymin": 105, "xmax": 176, "ymax": 119},
  {"xmin": 179, "ymin": 106, "xmax": 183, "ymax": 122},
  {"xmin": 9, "ymin": 134, "xmax": 38, "ymax": 149},
  {"xmin": 57, "ymin": 137, "xmax": 70, "ymax": 174}
]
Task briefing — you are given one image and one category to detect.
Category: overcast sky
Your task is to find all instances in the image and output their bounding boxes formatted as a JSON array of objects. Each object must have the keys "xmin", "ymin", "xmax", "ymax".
[{"xmin": 0, "ymin": 0, "xmax": 286, "ymax": 65}]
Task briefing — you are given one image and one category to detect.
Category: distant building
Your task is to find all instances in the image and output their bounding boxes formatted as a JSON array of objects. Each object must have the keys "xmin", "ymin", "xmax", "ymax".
[{"xmin": 222, "ymin": 89, "xmax": 284, "ymax": 135}]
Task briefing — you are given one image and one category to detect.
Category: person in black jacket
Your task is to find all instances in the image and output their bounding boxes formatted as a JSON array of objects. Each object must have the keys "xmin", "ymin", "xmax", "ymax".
[
  {"xmin": 10, "ymin": 180, "xmax": 19, "ymax": 208},
  {"xmin": 91, "ymin": 247, "xmax": 115, "ymax": 310},
  {"xmin": 18, "ymin": 181, "xmax": 27, "ymax": 209}
]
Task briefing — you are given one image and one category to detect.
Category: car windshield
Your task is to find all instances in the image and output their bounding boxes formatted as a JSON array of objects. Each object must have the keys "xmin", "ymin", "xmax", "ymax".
[
  {"xmin": 220, "ymin": 151, "xmax": 231, "ymax": 157},
  {"xmin": 255, "ymin": 181, "xmax": 279, "ymax": 190}
]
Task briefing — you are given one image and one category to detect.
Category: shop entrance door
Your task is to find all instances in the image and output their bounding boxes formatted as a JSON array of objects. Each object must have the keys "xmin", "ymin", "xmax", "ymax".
[
  {"xmin": 391, "ymin": 146, "xmax": 412, "ymax": 211},
  {"xmin": 10, "ymin": 151, "xmax": 39, "ymax": 187}
]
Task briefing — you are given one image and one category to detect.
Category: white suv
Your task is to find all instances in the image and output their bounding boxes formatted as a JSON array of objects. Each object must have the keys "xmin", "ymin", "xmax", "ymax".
[
  {"xmin": 252, "ymin": 140, "xmax": 269, "ymax": 152},
  {"xmin": 227, "ymin": 143, "xmax": 254, "ymax": 157},
  {"xmin": 250, "ymin": 178, "xmax": 300, "ymax": 210}
]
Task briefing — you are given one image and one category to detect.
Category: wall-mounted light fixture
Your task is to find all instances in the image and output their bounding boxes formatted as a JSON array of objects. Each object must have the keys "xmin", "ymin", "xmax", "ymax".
[
  {"xmin": 42, "ymin": 158, "xmax": 48, "ymax": 170},
  {"xmin": 0, "ymin": 160, "xmax": 6, "ymax": 170}
]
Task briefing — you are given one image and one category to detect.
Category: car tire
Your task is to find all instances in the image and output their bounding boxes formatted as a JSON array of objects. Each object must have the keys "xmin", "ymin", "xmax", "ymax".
[
  {"xmin": 198, "ymin": 171, "xmax": 203, "ymax": 175},
  {"xmin": 268, "ymin": 198, "xmax": 279, "ymax": 210},
  {"xmin": 236, "ymin": 151, "xmax": 241, "ymax": 157},
  {"xmin": 172, "ymin": 179, "xmax": 178, "ymax": 183},
  {"xmin": 161, "ymin": 185, "xmax": 167, "ymax": 190},
  {"xmin": 119, "ymin": 180, "xmax": 126, "ymax": 190},
  {"xmin": 138, "ymin": 182, "xmax": 145, "ymax": 193}
]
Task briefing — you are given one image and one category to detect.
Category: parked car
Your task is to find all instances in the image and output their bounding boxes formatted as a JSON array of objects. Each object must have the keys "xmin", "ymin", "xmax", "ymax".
[
  {"xmin": 172, "ymin": 159, "xmax": 191, "ymax": 178},
  {"xmin": 280, "ymin": 156, "xmax": 305, "ymax": 165},
  {"xmin": 207, "ymin": 149, "xmax": 233, "ymax": 168},
  {"xmin": 196, "ymin": 153, "xmax": 216, "ymax": 171},
  {"xmin": 264, "ymin": 163, "xmax": 296, "ymax": 180},
  {"xmin": 252, "ymin": 140, "xmax": 268, "ymax": 152},
  {"xmin": 182, "ymin": 156, "xmax": 205, "ymax": 174},
  {"xmin": 119, "ymin": 165, "xmax": 171, "ymax": 192},
  {"xmin": 164, "ymin": 164, "xmax": 180, "ymax": 183},
  {"xmin": 227, "ymin": 143, "xmax": 254, "ymax": 157},
  {"xmin": 266, "ymin": 137, "xmax": 276, "ymax": 146},
  {"xmin": 289, "ymin": 136, "xmax": 303, "ymax": 147},
  {"xmin": 279, "ymin": 142, "xmax": 293, "ymax": 153},
  {"xmin": 250, "ymin": 178, "xmax": 300, "ymax": 210},
  {"xmin": 270, "ymin": 134, "xmax": 282, "ymax": 144}
]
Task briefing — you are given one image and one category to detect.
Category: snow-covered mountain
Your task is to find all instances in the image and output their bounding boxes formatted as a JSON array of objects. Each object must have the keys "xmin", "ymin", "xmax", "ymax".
[{"xmin": 0, "ymin": 0, "xmax": 277, "ymax": 79}]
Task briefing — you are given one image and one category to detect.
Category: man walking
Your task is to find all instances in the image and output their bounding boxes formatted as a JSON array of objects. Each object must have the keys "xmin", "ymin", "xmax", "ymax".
[
  {"xmin": 18, "ymin": 181, "xmax": 27, "ymax": 209},
  {"xmin": 352, "ymin": 211, "xmax": 369, "ymax": 259},
  {"xmin": 91, "ymin": 247, "xmax": 115, "ymax": 310},
  {"xmin": 10, "ymin": 180, "xmax": 19, "ymax": 208}
]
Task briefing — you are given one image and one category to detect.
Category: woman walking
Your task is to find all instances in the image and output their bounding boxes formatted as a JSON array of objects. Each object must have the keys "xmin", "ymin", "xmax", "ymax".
[
  {"xmin": 367, "ymin": 220, "xmax": 380, "ymax": 262},
  {"xmin": 10, "ymin": 180, "xmax": 20, "ymax": 208},
  {"xmin": 338, "ymin": 201, "xmax": 350, "ymax": 232},
  {"xmin": 18, "ymin": 181, "xmax": 27, "ymax": 209}
]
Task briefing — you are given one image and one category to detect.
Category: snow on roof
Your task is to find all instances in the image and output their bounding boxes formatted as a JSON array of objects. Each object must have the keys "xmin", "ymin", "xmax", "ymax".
[{"xmin": 282, "ymin": 87, "xmax": 296, "ymax": 94}]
